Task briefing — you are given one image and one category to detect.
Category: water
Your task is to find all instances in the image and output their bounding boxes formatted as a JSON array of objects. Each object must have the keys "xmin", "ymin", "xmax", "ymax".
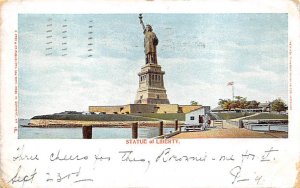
[
  {"xmin": 18, "ymin": 119, "xmax": 175, "ymax": 139},
  {"xmin": 250, "ymin": 125, "xmax": 288, "ymax": 132}
]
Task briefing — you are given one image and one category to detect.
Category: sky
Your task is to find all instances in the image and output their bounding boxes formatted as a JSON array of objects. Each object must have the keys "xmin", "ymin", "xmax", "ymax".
[{"xmin": 18, "ymin": 14, "xmax": 288, "ymax": 118}]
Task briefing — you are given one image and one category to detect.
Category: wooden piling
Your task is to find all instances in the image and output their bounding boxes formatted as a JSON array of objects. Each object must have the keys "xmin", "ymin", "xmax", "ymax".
[
  {"xmin": 82, "ymin": 126, "xmax": 92, "ymax": 139},
  {"xmin": 175, "ymin": 119, "xmax": 178, "ymax": 131},
  {"xmin": 132, "ymin": 122, "xmax": 138, "ymax": 139},
  {"xmin": 238, "ymin": 120, "xmax": 243, "ymax": 128},
  {"xmin": 159, "ymin": 121, "xmax": 163, "ymax": 136}
]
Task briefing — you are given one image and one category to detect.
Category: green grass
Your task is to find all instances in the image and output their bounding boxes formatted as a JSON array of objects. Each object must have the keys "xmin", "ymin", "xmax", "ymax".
[
  {"xmin": 243, "ymin": 113, "xmax": 288, "ymax": 120},
  {"xmin": 131, "ymin": 113, "xmax": 185, "ymax": 121},
  {"xmin": 31, "ymin": 114, "xmax": 157, "ymax": 121},
  {"xmin": 216, "ymin": 113, "xmax": 255, "ymax": 120}
]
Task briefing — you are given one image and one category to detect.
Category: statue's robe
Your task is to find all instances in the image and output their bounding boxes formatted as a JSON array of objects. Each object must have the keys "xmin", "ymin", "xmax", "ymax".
[{"xmin": 144, "ymin": 31, "xmax": 158, "ymax": 54}]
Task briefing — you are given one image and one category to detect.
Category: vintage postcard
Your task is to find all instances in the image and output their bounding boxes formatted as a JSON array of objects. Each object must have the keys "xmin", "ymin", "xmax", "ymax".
[
  {"xmin": 1, "ymin": 0, "xmax": 300, "ymax": 187},
  {"xmin": 18, "ymin": 13, "xmax": 288, "ymax": 139}
]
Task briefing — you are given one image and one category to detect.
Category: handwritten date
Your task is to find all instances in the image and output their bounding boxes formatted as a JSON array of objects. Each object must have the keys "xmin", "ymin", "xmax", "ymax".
[{"xmin": 8, "ymin": 165, "xmax": 37, "ymax": 185}]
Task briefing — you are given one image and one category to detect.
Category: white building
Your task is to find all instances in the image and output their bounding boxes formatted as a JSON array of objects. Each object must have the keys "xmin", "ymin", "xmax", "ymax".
[{"xmin": 185, "ymin": 106, "xmax": 211, "ymax": 125}]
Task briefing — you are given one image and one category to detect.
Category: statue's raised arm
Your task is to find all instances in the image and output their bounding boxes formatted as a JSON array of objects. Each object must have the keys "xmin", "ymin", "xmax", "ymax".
[{"xmin": 139, "ymin": 14, "xmax": 146, "ymax": 32}]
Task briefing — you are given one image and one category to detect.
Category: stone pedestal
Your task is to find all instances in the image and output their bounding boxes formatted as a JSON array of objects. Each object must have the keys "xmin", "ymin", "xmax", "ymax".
[{"xmin": 134, "ymin": 63, "xmax": 170, "ymax": 104}]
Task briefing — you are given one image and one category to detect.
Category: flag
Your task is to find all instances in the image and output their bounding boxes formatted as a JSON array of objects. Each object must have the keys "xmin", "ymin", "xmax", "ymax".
[{"xmin": 227, "ymin": 81, "xmax": 234, "ymax": 86}]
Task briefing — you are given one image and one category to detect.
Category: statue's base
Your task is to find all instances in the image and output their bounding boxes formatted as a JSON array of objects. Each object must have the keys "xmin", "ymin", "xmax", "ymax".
[
  {"xmin": 135, "ymin": 62, "xmax": 169, "ymax": 105},
  {"xmin": 134, "ymin": 98, "xmax": 170, "ymax": 104}
]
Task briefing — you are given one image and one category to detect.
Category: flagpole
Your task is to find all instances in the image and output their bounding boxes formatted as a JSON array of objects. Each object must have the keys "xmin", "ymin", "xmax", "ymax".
[
  {"xmin": 227, "ymin": 81, "xmax": 235, "ymax": 100},
  {"xmin": 232, "ymin": 85, "xmax": 234, "ymax": 100}
]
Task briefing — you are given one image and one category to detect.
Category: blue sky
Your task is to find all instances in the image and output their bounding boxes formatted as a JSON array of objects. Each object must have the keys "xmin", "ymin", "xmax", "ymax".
[{"xmin": 19, "ymin": 14, "xmax": 288, "ymax": 118}]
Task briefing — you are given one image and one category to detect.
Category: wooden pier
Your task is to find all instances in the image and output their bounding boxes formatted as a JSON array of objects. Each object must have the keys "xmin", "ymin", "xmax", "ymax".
[{"xmin": 81, "ymin": 119, "xmax": 181, "ymax": 139}]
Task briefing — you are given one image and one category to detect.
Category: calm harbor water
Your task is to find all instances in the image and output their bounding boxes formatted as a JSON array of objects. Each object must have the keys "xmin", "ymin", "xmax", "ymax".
[
  {"xmin": 18, "ymin": 119, "xmax": 288, "ymax": 139},
  {"xmin": 250, "ymin": 125, "xmax": 288, "ymax": 132},
  {"xmin": 18, "ymin": 119, "xmax": 174, "ymax": 139}
]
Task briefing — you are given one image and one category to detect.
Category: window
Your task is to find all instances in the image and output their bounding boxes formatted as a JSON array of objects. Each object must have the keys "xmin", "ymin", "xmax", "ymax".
[
  {"xmin": 140, "ymin": 95, "xmax": 143, "ymax": 99},
  {"xmin": 156, "ymin": 95, "xmax": 159, "ymax": 99},
  {"xmin": 190, "ymin": 116, "xmax": 195, "ymax": 120},
  {"xmin": 155, "ymin": 75, "xmax": 157, "ymax": 80}
]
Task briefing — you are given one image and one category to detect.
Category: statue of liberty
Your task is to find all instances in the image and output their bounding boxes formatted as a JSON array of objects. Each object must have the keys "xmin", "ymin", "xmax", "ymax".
[{"xmin": 139, "ymin": 14, "xmax": 159, "ymax": 64}]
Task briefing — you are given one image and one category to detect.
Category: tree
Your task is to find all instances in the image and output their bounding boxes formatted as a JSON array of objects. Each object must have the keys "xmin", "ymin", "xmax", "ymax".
[
  {"xmin": 234, "ymin": 96, "xmax": 244, "ymax": 101},
  {"xmin": 190, "ymin": 101, "xmax": 199, "ymax": 105},
  {"xmin": 218, "ymin": 99, "xmax": 228, "ymax": 106},
  {"xmin": 246, "ymin": 100, "xmax": 260, "ymax": 109},
  {"xmin": 271, "ymin": 98, "xmax": 287, "ymax": 112},
  {"xmin": 229, "ymin": 102, "xmax": 238, "ymax": 110},
  {"xmin": 223, "ymin": 100, "xmax": 231, "ymax": 110},
  {"xmin": 234, "ymin": 96, "xmax": 247, "ymax": 109},
  {"xmin": 218, "ymin": 99, "xmax": 231, "ymax": 110},
  {"xmin": 218, "ymin": 96, "xmax": 260, "ymax": 110}
]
